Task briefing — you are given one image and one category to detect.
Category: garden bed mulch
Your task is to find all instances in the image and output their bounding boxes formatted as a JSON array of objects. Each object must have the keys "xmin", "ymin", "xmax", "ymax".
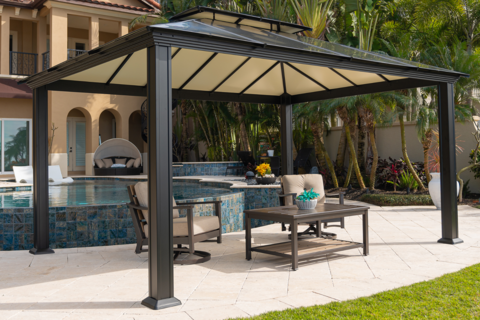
[{"xmin": 325, "ymin": 187, "xmax": 480, "ymax": 208}]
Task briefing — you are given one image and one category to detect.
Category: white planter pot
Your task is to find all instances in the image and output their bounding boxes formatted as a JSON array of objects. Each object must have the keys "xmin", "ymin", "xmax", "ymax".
[
  {"xmin": 267, "ymin": 150, "xmax": 274, "ymax": 157},
  {"xmin": 296, "ymin": 199, "xmax": 317, "ymax": 210},
  {"xmin": 428, "ymin": 172, "xmax": 459, "ymax": 210}
]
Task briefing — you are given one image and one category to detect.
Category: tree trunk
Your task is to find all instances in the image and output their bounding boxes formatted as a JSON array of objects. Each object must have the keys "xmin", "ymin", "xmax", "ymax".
[
  {"xmin": 234, "ymin": 103, "xmax": 250, "ymax": 151},
  {"xmin": 344, "ymin": 157, "xmax": 353, "ymax": 188},
  {"xmin": 368, "ymin": 127, "xmax": 378, "ymax": 190},
  {"xmin": 180, "ymin": 100, "xmax": 189, "ymax": 162},
  {"xmin": 345, "ymin": 124, "xmax": 366, "ymax": 189},
  {"xmin": 399, "ymin": 116, "xmax": 426, "ymax": 191},
  {"xmin": 335, "ymin": 125, "xmax": 347, "ymax": 174},
  {"xmin": 311, "ymin": 121, "xmax": 325, "ymax": 167},
  {"xmin": 312, "ymin": 121, "xmax": 338, "ymax": 188}
]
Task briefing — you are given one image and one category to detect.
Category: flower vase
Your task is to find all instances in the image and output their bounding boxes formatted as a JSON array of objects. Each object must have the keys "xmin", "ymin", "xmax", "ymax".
[{"xmin": 428, "ymin": 172, "xmax": 459, "ymax": 210}]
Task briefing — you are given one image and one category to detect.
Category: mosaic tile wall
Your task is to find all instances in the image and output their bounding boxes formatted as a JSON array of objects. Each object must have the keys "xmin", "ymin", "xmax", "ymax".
[
  {"xmin": 176, "ymin": 192, "xmax": 245, "ymax": 234},
  {"xmin": 173, "ymin": 162, "xmax": 244, "ymax": 176},
  {"xmin": 0, "ymin": 180, "xmax": 283, "ymax": 250},
  {"xmin": 231, "ymin": 187, "xmax": 281, "ymax": 228},
  {"xmin": 0, "ymin": 204, "xmax": 135, "ymax": 251}
]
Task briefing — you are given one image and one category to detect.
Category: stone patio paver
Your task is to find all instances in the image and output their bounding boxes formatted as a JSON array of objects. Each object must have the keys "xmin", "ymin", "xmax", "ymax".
[{"xmin": 1, "ymin": 199, "xmax": 480, "ymax": 319}]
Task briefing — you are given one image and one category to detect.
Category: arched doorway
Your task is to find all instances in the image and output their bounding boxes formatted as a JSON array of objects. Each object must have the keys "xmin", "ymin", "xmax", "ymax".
[
  {"xmin": 67, "ymin": 108, "xmax": 86, "ymax": 172},
  {"xmin": 129, "ymin": 111, "xmax": 144, "ymax": 153},
  {"xmin": 99, "ymin": 109, "xmax": 117, "ymax": 144}
]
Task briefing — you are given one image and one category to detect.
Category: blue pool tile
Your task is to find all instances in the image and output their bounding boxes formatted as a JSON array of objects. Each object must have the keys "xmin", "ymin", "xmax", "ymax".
[
  {"xmin": 76, "ymin": 221, "xmax": 87, "ymax": 232},
  {"xmin": 67, "ymin": 212, "xmax": 77, "ymax": 221}
]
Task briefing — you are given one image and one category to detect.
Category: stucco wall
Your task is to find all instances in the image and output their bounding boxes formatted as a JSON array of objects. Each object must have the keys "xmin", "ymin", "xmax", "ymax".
[{"xmin": 325, "ymin": 121, "xmax": 480, "ymax": 193}]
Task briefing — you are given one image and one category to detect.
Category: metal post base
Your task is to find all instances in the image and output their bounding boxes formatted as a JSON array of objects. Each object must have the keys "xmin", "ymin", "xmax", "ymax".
[
  {"xmin": 141, "ymin": 296, "xmax": 181, "ymax": 310},
  {"xmin": 438, "ymin": 238, "xmax": 464, "ymax": 245},
  {"xmin": 29, "ymin": 248, "xmax": 55, "ymax": 255}
]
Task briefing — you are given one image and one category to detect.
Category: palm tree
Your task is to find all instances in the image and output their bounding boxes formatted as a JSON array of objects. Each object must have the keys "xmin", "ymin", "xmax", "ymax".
[
  {"xmin": 415, "ymin": 0, "xmax": 480, "ymax": 53},
  {"xmin": 327, "ymin": 98, "xmax": 366, "ymax": 189}
]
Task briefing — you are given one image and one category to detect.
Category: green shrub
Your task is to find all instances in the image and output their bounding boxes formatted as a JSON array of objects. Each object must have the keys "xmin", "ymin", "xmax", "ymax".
[{"xmin": 360, "ymin": 194, "xmax": 433, "ymax": 206}]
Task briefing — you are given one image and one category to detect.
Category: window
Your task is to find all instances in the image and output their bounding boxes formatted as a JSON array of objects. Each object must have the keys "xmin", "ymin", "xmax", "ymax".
[{"xmin": 0, "ymin": 119, "xmax": 32, "ymax": 173}]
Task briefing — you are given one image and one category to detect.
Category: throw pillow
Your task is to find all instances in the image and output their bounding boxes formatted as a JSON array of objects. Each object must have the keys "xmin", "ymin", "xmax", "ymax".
[
  {"xmin": 126, "ymin": 159, "xmax": 135, "ymax": 168},
  {"xmin": 115, "ymin": 158, "xmax": 127, "ymax": 165},
  {"xmin": 103, "ymin": 158, "xmax": 114, "ymax": 168},
  {"xmin": 133, "ymin": 157, "xmax": 141, "ymax": 168},
  {"xmin": 95, "ymin": 159, "xmax": 105, "ymax": 169}
]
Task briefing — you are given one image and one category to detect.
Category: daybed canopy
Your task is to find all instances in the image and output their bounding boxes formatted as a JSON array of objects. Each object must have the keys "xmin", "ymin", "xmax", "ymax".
[{"xmin": 92, "ymin": 138, "xmax": 142, "ymax": 166}]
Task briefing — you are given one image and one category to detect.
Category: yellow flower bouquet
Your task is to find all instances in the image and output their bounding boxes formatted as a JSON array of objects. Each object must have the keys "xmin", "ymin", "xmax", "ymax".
[{"xmin": 255, "ymin": 163, "xmax": 274, "ymax": 178}]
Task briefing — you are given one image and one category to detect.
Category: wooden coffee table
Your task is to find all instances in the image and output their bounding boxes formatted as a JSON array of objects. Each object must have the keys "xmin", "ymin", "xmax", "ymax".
[{"xmin": 245, "ymin": 203, "xmax": 369, "ymax": 270}]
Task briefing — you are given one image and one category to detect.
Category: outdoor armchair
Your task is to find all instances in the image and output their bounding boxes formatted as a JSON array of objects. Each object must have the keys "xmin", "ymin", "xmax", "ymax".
[
  {"xmin": 127, "ymin": 182, "xmax": 222, "ymax": 264},
  {"xmin": 279, "ymin": 174, "xmax": 345, "ymax": 239}
]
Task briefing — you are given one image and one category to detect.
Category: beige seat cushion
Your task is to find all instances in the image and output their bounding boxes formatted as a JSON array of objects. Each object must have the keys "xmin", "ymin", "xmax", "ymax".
[
  {"xmin": 281, "ymin": 174, "xmax": 325, "ymax": 206},
  {"xmin": 134, "ymin": 182, "xmax": 180, "ymax": 237},
  {"xmin": 95, "ymin": 159, "xmax": 105, "ymax": 168},
  {"xmin": 115, "ymin": 158, "xmax": 127, "ymax": 165},
  {"xmin": 133, "ymin": 157, "xmax": 142, "ymax": 168},
  {"xmin": 173, "ymin": 216, "xmax": 220, "ymax": 237},
  {"xmin": 103, "ymin": 158, "xmax": 113, "ymax": 168},
  {"xmin": 126, "ymin": 159, "xmax": 135, "ymax": 168}
]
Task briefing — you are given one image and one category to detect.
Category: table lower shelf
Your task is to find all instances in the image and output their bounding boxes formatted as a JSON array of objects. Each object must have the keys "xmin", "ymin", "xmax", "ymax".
[{"xmin": 251, "ymin": 237, "xmax": 363, "ymax": 259}]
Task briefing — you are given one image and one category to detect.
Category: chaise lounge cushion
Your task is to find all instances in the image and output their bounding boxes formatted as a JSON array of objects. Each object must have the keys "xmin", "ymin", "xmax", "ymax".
[{"xmin": 281, "ymin": 174, "xmax": 325, "ymax": 206}]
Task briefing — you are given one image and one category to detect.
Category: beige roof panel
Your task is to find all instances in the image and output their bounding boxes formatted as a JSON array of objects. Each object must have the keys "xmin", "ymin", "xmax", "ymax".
[
  {"xmin": 284, "ymin": 64, "xmax": 325, "ymax": 95},
  {"xmin": 244, "ymin": 64, "xmax": 284, "ymax": 96},
  {"xmin": 62, "ymin": 56, "xmax": 125, "ymax": 83},
  {"xmin": 334, "ymin": 69, "xmax": 385, "ymax": 85},
  {"xmin": 184, "ymin": 53, "xmax": 247, "ymax": 91},
  {"xmin": 172, "ymin": 49, "xmax": 215, "ymax": 89},
  {"xmin": 290, "ymin": 63, "xmax": 353, "ymax": 90},
  {"xmin": 215, "ymin": 58, "xmax": 276, "ymax": 93},
  {"xmin": 383, "ymin": 74, "xmax": 407, "ymax": 81},
  {"xmin": 111, "ymin": 49, "xmax": 147, "ymax": 86}
]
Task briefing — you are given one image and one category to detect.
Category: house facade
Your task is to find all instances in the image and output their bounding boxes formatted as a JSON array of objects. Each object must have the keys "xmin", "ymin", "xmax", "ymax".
[{"xmin": 0, "ymin": 0, "xmax": 155, "ymax": 176}]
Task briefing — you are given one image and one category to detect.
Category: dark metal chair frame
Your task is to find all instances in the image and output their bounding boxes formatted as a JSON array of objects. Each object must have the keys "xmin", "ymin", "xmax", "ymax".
[
  {"xmin": 127, "ymin": 185, "xmax": 222, "ymax": 264},
  {"xmin": 278, "ymin": 191, "xmax": 346, "ymax": 239}
]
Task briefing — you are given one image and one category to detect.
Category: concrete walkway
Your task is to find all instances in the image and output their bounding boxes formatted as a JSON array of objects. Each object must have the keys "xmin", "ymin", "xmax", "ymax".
[{"xmin": 1, "ymin": 199, "xmax": 480, "ymax": 320}]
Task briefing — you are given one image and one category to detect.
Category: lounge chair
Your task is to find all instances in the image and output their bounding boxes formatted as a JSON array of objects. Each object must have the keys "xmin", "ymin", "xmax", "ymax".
[
  {"xmin": 278, "ymin": 174, "xmax": 345, "ymax": 239},
  {"xmin": 13, "ymin": 165, "xmax": 73, "ymax": 184},
  {"xmin": 13, "ymin": 166, "xmax": 33, "ymax": 183},
  {"xmin": 127, "ymin": 182, "xmax": 222, "ymax": 264},
  {"xmin": 48, "ymin": 166, "xmax": 74, "ymax": 184}
]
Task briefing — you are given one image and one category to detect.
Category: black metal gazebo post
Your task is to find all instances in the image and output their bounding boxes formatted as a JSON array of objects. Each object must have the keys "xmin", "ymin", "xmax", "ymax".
[
  {"xmin": 30, "ymin": 85, "xmax": 54, "ymax": 255},
  {"xmin": 142, "ymin": 44, "xmax": 181, "ymax": 310},
  {"xmin": 438, "ymin": 82, "xmax": 463, "ymax": 244},
  {"xmin": 280, "ymin": 102, "xmax": 293, "ymax": 175}
]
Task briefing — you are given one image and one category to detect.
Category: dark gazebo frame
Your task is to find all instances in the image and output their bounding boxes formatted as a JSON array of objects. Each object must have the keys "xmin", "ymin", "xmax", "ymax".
[{"xmin": 21, "ymin": 7, "xmax": 464, "ymax": 311}]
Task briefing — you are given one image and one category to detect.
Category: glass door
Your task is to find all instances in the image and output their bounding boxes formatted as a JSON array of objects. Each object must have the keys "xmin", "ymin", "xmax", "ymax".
[{"xmin": 67, "ymin": 118, "xmax": 86, "ymax": 172}]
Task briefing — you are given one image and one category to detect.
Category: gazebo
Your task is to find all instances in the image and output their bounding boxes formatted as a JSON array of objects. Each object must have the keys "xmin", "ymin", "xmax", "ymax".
[{"xmin": 20, "ymin": 7, "xmax": 466, "ymax": 310}]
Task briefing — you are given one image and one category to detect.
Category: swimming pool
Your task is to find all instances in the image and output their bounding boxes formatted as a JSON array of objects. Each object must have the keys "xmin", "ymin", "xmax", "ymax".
[{"xmin": 0, "ymin": 179, "xmax": 233, "ymax": 208}]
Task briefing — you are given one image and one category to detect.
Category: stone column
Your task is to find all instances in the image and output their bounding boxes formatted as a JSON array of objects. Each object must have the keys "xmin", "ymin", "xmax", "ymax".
[
  {"xmin": 1, "ymin": 14, "xmax": 10, "ymax": 74},
  {"xmin": 89, "ymin": 16, "xmax": 99, "ymax": 50}
]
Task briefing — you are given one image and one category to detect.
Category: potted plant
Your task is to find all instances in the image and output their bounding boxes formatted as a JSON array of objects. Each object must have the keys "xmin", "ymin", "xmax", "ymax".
[
  {"xmin": 255, "ymin": 163, "xmax": 276, "ymax": 184},
  {"xmin": 296, "ymin": 188, "xmax": 320, "ymax": 210}
]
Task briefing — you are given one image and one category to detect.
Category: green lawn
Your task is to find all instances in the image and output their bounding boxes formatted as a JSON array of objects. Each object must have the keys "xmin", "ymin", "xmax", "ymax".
[{"xmin": 234, "ymin": 263, "xmax": 480, "ymax": 320}]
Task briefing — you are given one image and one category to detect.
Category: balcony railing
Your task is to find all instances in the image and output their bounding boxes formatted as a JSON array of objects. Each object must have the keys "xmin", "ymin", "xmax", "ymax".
[
  {"xmin": 67, "ymin": 49, "xmax": 87, "ymax": 60},
  {"xmin": 10, "ymin": 51, "xmax": 37, "ymax": 76},
  {"xmin": 42, "ymin": 51, "xmax": 50, "ymax": 71}
]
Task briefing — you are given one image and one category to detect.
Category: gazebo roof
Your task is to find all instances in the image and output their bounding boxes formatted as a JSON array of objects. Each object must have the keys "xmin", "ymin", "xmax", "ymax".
[{"xmin": 21, "ymin": 6, "xmax": 468, "ymax": 104}]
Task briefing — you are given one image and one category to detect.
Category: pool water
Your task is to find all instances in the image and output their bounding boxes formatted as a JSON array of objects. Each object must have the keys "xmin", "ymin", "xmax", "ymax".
[{"xmin": 0, "ymin": 180, "xmax": 232, "ymax": 208}]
